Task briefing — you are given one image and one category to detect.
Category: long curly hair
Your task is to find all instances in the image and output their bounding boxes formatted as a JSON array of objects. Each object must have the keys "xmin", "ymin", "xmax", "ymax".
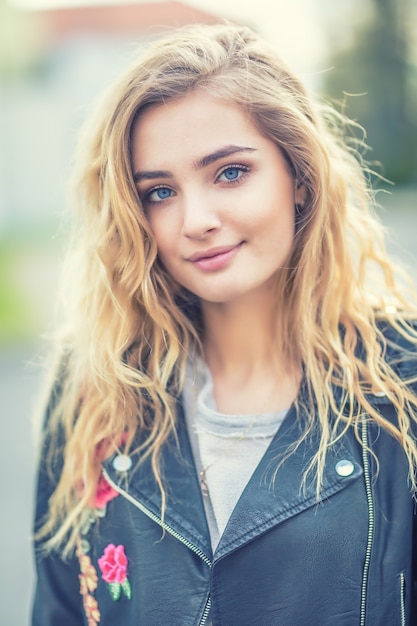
[{"xmin": 37, "ymin": 22, "xmax": 417, "ymax": 555}]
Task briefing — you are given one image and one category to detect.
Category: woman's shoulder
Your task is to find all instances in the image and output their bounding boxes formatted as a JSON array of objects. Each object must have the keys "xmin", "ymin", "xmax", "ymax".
[{"xmin": 376, "ymin": 316, "xmax": 417, "ymax": 377}]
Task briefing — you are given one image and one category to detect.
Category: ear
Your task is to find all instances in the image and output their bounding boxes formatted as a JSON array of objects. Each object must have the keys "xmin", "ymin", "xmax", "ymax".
[{"xmin": 295, "ymin": 182, "xmax": 307, "ymax": 208}]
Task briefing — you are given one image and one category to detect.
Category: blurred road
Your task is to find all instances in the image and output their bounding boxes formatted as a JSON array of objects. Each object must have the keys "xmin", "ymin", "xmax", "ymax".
[
  {"xmin": 0, "ymin": 187, "xmax": 416, "ymax": 626},
  {"xmin": 1, "ymin": 346, "xmax": 41, "ymax": 626}
]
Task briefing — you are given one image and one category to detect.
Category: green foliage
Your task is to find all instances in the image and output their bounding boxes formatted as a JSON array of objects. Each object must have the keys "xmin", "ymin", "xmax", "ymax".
[
  {"xmin": 323, "ymin": 0, "xmax": 417, "ymax": 183},
  {"xmin": 0, "ymin": 0, "xmax": 44, "ymax": 79},
  {"xmin": 0, "ymin": 240, "xmax": 35, "ymax": 345},
  {"xmin": 0, "ymin": 226, "xmax": 64, "ymax": 347}
]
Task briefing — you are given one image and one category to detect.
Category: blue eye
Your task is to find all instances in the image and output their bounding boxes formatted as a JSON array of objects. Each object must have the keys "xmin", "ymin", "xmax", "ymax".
[
  {"xmin": 146, "ymin": 186, "xmax": 174, "ymax": 203},
  {"xmin": 217, "ymin": 164, "xmax": 249, "ymax": 183},
  {"xmin": 155, "ymin": 188, "xmax": 171, "ymax": 199},
  {"xmin": 223, "ymin": 167, "xmax": 240, "ymax": 180}
]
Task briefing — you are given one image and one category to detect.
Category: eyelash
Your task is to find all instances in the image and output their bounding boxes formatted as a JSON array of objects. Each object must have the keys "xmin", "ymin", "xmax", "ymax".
[
  {"xmin": 141, "ymin": 163, "xmax": 251, "ymax": 205},
  {"xmin": 141, "ymin": 184, "xmax": 175, "ymax": 205},
  {"xmin": 216, "ymin": 163, "xmax": 251, "ymax": 184}
]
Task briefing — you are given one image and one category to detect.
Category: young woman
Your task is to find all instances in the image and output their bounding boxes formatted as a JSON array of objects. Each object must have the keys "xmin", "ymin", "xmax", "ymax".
[{"xmin": 32, "ymin": 23, "xmax": 417, "ymax": 625}]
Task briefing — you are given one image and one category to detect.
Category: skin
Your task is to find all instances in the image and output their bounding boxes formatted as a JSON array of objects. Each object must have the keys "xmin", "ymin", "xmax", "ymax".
[{"xmin": 132, "ymin": 90, "xmax": 303, "ymax": 412}]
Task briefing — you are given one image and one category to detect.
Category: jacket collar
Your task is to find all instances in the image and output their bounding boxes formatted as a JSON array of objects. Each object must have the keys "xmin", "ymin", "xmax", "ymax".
[
  {"xmin": 103, "ymin": 399, "xmax": 213, "ymax": 559},
  {"xmin": 215, "ymin": 401, "xmax": 362, "ymax": 558},
  {"xmin": 102, "ymin": 394, "xmax": 363, "ymax": 561}
]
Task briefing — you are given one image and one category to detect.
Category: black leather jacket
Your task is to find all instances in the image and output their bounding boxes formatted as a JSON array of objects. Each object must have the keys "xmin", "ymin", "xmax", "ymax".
[{"xmin": 32, "ymin": 327, "xmax": 417, "ymax": 625}]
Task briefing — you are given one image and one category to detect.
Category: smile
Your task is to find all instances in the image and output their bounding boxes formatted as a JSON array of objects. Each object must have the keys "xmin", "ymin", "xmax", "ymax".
[{"xmin": 188, "ymin": 243, "xmax": 244, "ymax": 271}]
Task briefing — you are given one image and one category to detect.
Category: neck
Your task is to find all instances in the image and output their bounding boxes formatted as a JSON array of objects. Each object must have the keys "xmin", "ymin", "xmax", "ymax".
[
  {"xmin": 200, "ymin": 292, "xmax": 299, "ymax": 414},
  {"xmin": 202, "ymin": 297, "xmax": 277, "ymax": 376}
]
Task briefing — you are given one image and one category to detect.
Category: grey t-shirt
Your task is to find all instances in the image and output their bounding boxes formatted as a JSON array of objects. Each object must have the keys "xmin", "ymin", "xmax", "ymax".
[{"xmin": 183, "ymin": 357, "xmax": 288, "ymax": 550}]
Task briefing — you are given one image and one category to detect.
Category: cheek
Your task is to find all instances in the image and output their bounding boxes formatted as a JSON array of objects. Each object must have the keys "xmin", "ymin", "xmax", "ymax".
[
  {"xmin": 258, "ymin": 200, "xmax": 295, "ymax": 256},
  {"xmin": 280, "ymin": 208, "xmax": 296, "ymax": 248},
  {"xmin": 147, "ymin": 213, "xmax": 169, "ymax": 252},
  {"xmin": 257, "ymin": 194, "xmax": 295, "ymax": 235},
  {"xmin": 148, "ymin": 218, "xmax": 179, "ymax": 272}
]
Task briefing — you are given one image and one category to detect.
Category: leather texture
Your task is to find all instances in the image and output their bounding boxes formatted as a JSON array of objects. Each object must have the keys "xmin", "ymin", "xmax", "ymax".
[{"xmin": 32, "ymin": 323, "xmax": 417, "ymax": 625}]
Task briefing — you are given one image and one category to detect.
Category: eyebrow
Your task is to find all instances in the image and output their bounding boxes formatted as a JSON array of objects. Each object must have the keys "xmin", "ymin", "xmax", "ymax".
[
  {"xmin": 133, "ymin": 169, "xmax": 173, "ymax": 183},
  {"xmin": 133, "ymin": 145, "xmax": 257, "ymax": 183},
  {"xmin": 193, "ymin": 145, "xmax": 257, "ymax": 170}
]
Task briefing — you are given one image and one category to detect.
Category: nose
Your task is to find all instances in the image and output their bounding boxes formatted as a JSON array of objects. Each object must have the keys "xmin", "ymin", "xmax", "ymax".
[{"xmin": 181, "ymin": 191, "xmax": 221, "ymax": 239}]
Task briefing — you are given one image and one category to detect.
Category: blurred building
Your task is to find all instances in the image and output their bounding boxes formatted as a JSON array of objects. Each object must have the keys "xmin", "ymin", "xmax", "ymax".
[{"xmin": 0, "ymin": 1, "xmax": 219, "ymax": 232}]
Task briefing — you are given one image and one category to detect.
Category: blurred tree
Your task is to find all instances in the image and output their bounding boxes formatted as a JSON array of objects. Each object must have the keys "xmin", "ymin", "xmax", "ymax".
[
  {"xmin": 0, "ymin": 0, "xmax": 43, "ymax": 79},
  {"xmin": 323, "ymin": 0, "xmax": 417, "ymax": 183}
]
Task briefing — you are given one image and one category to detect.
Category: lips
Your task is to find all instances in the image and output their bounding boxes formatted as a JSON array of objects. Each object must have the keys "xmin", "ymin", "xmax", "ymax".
[
  {"xmin": 187, "ymin": 242, "xmax": 244, "ymax": 272},
  {"xmin": 188, "ymin": 243, "xmax": 242, "ymax": 262}
]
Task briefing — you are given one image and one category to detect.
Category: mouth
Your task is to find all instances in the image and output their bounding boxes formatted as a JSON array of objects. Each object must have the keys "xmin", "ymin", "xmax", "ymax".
[
  {"xmin": 188, "ymin": 243, "xmax": 244, "ymax": 263},
  {"xmin": 187, "ymin": 242, "xmax": 244, "ymax": 272}
]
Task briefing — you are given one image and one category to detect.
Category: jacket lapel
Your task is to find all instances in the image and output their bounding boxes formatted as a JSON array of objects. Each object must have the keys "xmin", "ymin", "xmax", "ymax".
[
  {"xmin": 103, "ymin": 392, "xmax": 363, "ymax": 562},
  {"xmin": 215, "ymin": 402, "xmax": 363, "ymax": 559},
  {"xmin": 102, "ymin": 400, "xmax": 213, "ymax": 560}
]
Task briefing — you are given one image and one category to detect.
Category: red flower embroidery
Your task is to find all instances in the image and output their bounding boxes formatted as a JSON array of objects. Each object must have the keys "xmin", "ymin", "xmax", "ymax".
[
  {"xmin": 98, "ymin": 544, "xmax": 128, "ymax": 583},
  {"xmin": 98, "ymin": 544, "xmax": 132, "ymax": 601},
  {"xmin": 91, "ymin": 433, "xmax": 129, "ymax": 509},
  {"xmin": 94, "ymin": 475, "xmax": 119, "ymax": 509}
]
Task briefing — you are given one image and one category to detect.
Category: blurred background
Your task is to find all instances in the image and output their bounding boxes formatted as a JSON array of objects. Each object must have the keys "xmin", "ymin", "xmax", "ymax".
[{"xmin": 1, "ymin": 0, "xmax": 416, "ymax": 623}]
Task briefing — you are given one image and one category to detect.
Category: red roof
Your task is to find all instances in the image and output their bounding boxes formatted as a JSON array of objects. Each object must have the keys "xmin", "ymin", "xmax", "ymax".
[{"xmin": 39, "ymin": 1, "xmax": 220, "ymax": 39}]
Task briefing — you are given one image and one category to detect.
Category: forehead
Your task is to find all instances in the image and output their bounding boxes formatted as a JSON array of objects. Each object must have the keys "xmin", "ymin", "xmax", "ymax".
[{"xmin": 131, "ymin": 91, "xmax": 266, "ymax": 168}]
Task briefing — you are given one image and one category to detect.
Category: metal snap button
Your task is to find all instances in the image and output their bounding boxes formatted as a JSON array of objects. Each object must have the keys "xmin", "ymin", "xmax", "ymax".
[
  {"xmin": 335, "ymin": 459, "xmax": 354, "ymax": 477},
  {"xmin": 112, "ymin": 454, "xmax": 132, "ymax": 472},
  {"xmin": 372, "ymin": 391, "xmax": 386, "ymax": 397}
]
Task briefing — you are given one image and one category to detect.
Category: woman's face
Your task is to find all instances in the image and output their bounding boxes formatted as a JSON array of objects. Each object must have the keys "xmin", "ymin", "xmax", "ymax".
[{"xmin": 132, "ymin": 90, "xmax": 303, "ymax": 306}]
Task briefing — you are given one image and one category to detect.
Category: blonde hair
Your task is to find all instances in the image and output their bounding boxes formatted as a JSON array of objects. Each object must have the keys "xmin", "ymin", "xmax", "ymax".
[{"xmin": 38, "ymin": 22, "xmax": 417, "ymax": 554}]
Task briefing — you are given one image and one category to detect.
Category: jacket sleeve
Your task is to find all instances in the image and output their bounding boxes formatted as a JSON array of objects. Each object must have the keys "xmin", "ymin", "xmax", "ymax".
[{"xmin": 31, "ymin": 376, "xmax": 85, "ymax": 626}]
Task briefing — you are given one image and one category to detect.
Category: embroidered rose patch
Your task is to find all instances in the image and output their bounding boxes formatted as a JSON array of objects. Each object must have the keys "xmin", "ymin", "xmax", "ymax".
[
  {"xmin": 76, "ymin": 540, "xmax": 101, "ymax": 625},
  {"xmin": 94, "ymin": 474, "xmax": 120, "ymax": 509},
  {"xmin": 98, "ymin": 543, "xmax": 132, "ymax": 601}
]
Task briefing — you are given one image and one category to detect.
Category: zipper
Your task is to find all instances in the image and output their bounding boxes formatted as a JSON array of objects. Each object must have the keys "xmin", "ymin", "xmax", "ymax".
[
  {"xmin": 102, "ymin": 468, "xmax": 212, "ymax": 566},
  {"xmin": 360, "ymin": 422, "xmax": 375, "ymax": 626},
  {"xmin": 199, "ymin": 595, "xmax": 212, "ymax": 626},
  {"xmin": 399, "ymin": 572, "xmax": 406, "ymax": 626}
]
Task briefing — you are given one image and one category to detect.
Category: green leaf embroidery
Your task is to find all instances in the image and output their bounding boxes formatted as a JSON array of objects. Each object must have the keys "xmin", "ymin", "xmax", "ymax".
[
  {"xmin": 108, "ymin": 582, "xmax": 121, "ymax": 601},
  {"xmin": 121, "ymin": 578, "xmax": 132, "ymax": 600}
]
